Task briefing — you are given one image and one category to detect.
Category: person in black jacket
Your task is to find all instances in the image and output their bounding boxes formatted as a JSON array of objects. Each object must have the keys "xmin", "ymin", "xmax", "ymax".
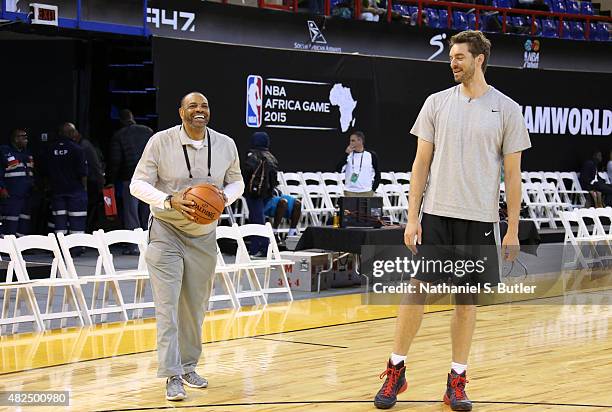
[
  {"xmin": 336, "ymin": 131, "xmax": 381, "ymax": 197},
  {"xmin": 107, "ymin": 109, "xmax": 154, "ymax": 238},
  {"xmin": 242, "ymin": 131, "xmax": 280, "ymax": 256},
  {"xmin": 579, "ymin": 151, "xmax": 612, "ymax": 207}
]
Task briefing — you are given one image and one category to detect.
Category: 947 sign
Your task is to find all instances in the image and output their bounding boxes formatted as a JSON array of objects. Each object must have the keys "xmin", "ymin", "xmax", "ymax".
[{"xmin": 146, "ymin": 8, "xmax": 195, "ymax": 32}]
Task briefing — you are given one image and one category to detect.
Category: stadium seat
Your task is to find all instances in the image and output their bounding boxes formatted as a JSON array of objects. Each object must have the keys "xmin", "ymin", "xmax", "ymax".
[
  {"xmin": 438, "ymin": 9, "xmax": 449, "ymax": 29},
  {"xmin": 551, "ymin": 0, "xmax": 567, "ymax": 13},
  {"xmin": 560, "ymin": 20, "xmax": 572, "ymax": 38},
  {"xmin": 542, "ymin": 18, "xmax": 558, "ymax": 37},
  {"xmin": 596, "ymin": 22, "xmax": 610, "ymax": 41},
  {"xmin": 453, "ymin": 11, "xmax": 469, "ymax": 30},
  {"xmin": 425, "ymin": 8, "xmax": 439, "ymax": 28},
  {"xmin": 566, "ymin": 0, "xmax": 581, "ymax": 14},
  {"xmin": 512, "ymin": 16, "xmax": 529, "ymax": 34},
  {"xmin": 468, "ymin": 13, "xmax": 477, "ymax": 30},
  {"xmin": 580, "ymin": 1, "xmax": 594, "ymax": 15},
  {"xmin": 588, "ymin": 22, "xmax": 598, "ymax": 40},
  {"xmin": 570, "ymin": 21, "xmax": 585, "ymax": 39}
]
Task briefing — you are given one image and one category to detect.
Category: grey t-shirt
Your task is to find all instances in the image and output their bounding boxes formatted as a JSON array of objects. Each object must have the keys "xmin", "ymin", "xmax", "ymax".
[{"xmin": 410, "ymin": 85, "xmax": 531, "ymax": 223}]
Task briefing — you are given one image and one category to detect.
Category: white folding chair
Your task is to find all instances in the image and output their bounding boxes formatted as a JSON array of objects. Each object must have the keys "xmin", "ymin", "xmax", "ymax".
[
  {"xmin": 576, "ymin": 208, "xmax": 612, "ymax": 258},
  {"xmin": 95, "ymin": 229, "xmax": 153, "ymax": 319},
  {"xmin": 380, "ymin": 172, "xmax": 396, "ymax": 185},
  {"xmin": 325, "ymin": 184, "xmax": 344, "ymax": 208},
  {"xmin": 208, "ymin": 248, "xmax": 241, "ymax": 311},
  {"xmin": 220, "ymin": 196, "xmax": 249, "ymax": 226},
  {"xmin": 393, "ymin": 172, "xmax": 411, "ymax": 185},
  {"xmin": 0, "ymin": 236, "xmax": 44, "ymax": 335},
  {"xmin": 320, "ymin": 172, "xmax": 343, "ymax": 188},
  {"xmin": 304, "ymin": 184, "xmax": 335, "ymax": 225},
  {"xmin": 559, "ymin": 210, "xmax": 609, "ymax": 269},
  {"xmin": 522, "ymin": 182, "xmax": 557, "ymax": 229},
  {"xmin": 300, "ymin": 172, "xmax": 323, "ymax": 186},
  {"xmin": 280, "ymin": 172, "xmax": 302, "ymax": 188},
  {"xmin": 56, "ymin": 232, "xmax": 129, "ymax": 322},
  {"xmin": 527, "ymin": 171, "xmax": 544, "ymax": 184},
  {"xmin": 379, "ymin": 184, "xmax": 409, "ymax": 223},
  {"xmin": 11, "ymin": 234, "xmax": 90, "ymax": 329},
  {"xmin": 216, "ymin": 225, "xmax": 267, "ymax": 306},
  {"xmin": 521, "ymin": 172, "xmax": 531, "ymax": 184},
  {"xmin": 558, "ymin": 172, "xmax": 588, "ymax": 208},
  {"xmin": 237, "ymin": 223, "xmax": 294, "ymax": 301}
]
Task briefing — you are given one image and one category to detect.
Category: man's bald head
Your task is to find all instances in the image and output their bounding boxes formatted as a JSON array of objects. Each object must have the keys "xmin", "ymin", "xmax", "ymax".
[
  {"xmin": 59, "ymin": 122, "xmax": 76, "ymax": 139},
  {"xmin": 180, "ymin": 92, "xmax": 207, "ymax": 108}
]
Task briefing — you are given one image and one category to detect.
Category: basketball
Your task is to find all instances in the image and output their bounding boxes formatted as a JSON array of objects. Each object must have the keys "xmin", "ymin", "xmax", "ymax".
[{"xmin": 182, "ymin": 183, "xmax": 225, "ymax": 225}]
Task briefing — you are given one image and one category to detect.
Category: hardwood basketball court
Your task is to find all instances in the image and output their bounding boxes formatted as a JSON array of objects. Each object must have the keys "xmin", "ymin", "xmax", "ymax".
[{"xmin": 1, "ymin": 288, "xmax": 611, "ymax": 412}]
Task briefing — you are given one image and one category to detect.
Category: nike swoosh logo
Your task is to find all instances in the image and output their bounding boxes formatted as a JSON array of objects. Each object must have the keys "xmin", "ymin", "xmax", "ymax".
[
  {"xmin": 485, "ymin": 231, "xmax": 492, "ymax": 236},
  {"xmin": 491, "ymin": 110, "xmax": 500, "ymax": 113}
]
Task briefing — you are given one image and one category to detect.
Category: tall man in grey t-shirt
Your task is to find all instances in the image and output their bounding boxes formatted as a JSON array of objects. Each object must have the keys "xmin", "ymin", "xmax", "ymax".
[{"xmin": 374, "ymin": 31, "xmax": 531, "ymax": 411}]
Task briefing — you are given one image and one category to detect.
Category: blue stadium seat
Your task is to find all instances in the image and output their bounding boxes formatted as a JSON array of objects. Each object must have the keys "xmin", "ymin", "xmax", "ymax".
[
  {"xmin": 425, "ymin": 8, "xmax": 439, "ymax": 28},
  {"xmin": 453, "ymin": 11, "xmax": 470, "ymax": 30},
  {"xmin": 438, "ymin": 10, "xmax": 449, "ymax": 28},
  {"xmin": 588, "ymin": 22, "xmax": 599, "ymax": 40},
  {"xmin": 560, "ymin": 20, "xmax": 572, "ymax": 38},
  {"xmin": 492, "ymin": 0, "xmax": 512, "ymax": 8},
  {"xmin": 468, "ymin": 13, "xmax": 477, "ymax": 30},
  {"xmin": 580, "ymin": 1, "xmax": 594, "ymax": 15},
  {"xmin": 597, "ymin": 22, "xmax": 610, "ymax": 41},
  {"xmin": 570, "ymin": 21, "xmax": 585, "ymax": 39},
  {"xmin": 408, "ymin": 6, "xmax": 419, "ymax": 17},
  {"xmin": 513, "ymin": 15, "xmax": 529, "ymax": 32},
  {"xmin": 544, "ymin": 0, "xmax": 553, "ymax": 10},
  {"xmin": 566, "ymin": 0, "xmax": 580, "ymax": 14},
  {"xmin": 526, "ymin": 17, "xmax": 542, "ymax": 35},
  {"xmin": 541, "ymin": 19, "xmax": 558, "ymax": 37},
  {"xmin": 551, "ymin": 0, "xmax": 567, "ymax": 13}
]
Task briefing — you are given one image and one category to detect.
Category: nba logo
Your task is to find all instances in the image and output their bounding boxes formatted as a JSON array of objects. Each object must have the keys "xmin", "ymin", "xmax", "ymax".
[{"xmin": 246, "ymin": 75, "xmax": 263, "ymax": 128}]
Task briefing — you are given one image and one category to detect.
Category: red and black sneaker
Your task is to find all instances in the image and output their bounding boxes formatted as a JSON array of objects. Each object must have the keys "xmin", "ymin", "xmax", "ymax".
[
  {"xmin": 443, "ymin": 369, "xmax": 472, "ymax": 411},
  {"xmin": 374, "ymin": 360, "xmax": 407, "ymax": 409}
]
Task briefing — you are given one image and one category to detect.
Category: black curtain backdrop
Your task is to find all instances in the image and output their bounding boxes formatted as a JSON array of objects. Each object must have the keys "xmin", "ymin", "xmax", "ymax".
[{"xmin": 154, "ymin": 37, "xmax": 610, "ymax": 173}]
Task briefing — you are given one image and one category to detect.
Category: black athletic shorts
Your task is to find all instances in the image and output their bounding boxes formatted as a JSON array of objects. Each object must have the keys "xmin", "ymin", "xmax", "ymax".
[{"xmin": 414, "ymin": 213, "xmax": 500, "ymax": 287}]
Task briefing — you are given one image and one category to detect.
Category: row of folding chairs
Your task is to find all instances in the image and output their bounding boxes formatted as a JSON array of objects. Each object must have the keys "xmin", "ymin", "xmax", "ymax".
[
  {"xmin": 0, "ymin": 229, "xmax": 152, "ymax": 335},
  {"xmin": 559, "ymin": 207, "xmax": 612, "ymax": 268},
  {"xmin": 272, "ymin": 170, "xmax": 594, "ymax": 228},
  {"xmin": 521, "ymin": 171, "xmax": 590, "ymax": 208},
  {"xmin": 0, "ymin": 222, "xmax": 294, "ymax": 335}
]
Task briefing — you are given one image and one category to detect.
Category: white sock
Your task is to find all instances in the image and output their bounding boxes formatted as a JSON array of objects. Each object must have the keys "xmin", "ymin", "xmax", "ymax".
[
  {"xmin": 288, "ymin": 228, "xmax": 297, "ymax": 236},
  {"xmin": 451, "ymin": 362, "xmax": 467, "ymax": 375},
  {"xmin": 390, "ymin": 353, "xmax": 407, "ymax": 366}
]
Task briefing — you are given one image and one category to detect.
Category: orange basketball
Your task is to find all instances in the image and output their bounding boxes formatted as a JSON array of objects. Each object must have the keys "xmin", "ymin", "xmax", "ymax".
[{"xmin": 183, "ymin": 183, "xmax": 225, "ymax": 225}]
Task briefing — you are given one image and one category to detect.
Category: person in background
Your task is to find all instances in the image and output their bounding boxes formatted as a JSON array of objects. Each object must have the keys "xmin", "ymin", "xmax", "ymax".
[
  {"xmin": 264, "ymin": 189, "xmax": 302, "ymax": 248},
  {"xmin": 336, "ymin": 130, "xmax": 381, "ymax": 197},
  {"xmin": 0, "ymin": 129, "xmax": 35, "ymax": 236},
  {"xmin": 242, "ymin": 131, "xmax": 280, "ymax": 257},
  {"xmin": 579, "ymin": 151, "xmax": 612, "ymax": 207},
  {"xmin": 44, "ymin": 123, "xmax": 88, "ymax": 236},
  {"xmin": 107, "ymin": 110, "xmax": 154, "ymax": 246}
]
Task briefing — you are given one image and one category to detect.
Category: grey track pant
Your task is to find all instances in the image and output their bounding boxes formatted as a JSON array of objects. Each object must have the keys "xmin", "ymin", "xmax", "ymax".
[{"xmin": 146, "ymin": 218, "xmax": 217, "ymax": 378}]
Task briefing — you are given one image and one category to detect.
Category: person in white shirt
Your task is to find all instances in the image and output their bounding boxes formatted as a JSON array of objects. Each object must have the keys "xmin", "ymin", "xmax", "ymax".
[{"xmin": 336, "ymin": 131, "xmax": 381, "ymax": 197}]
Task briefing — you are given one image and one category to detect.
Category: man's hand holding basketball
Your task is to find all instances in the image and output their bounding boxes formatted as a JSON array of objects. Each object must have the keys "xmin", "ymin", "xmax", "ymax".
[
  {"xmin": 171, "ymin": 187, "xmax": 196, "ymax": 220},
  {"xmin": 404, "ymin": 220, "xmax": 422, "ymax": 255}
]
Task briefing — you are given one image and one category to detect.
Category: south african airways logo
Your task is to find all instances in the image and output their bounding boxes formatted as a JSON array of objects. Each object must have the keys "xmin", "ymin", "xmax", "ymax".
[{"xmin": 246, "ymin": 75, "xmax": 263, "ymax": 128}]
